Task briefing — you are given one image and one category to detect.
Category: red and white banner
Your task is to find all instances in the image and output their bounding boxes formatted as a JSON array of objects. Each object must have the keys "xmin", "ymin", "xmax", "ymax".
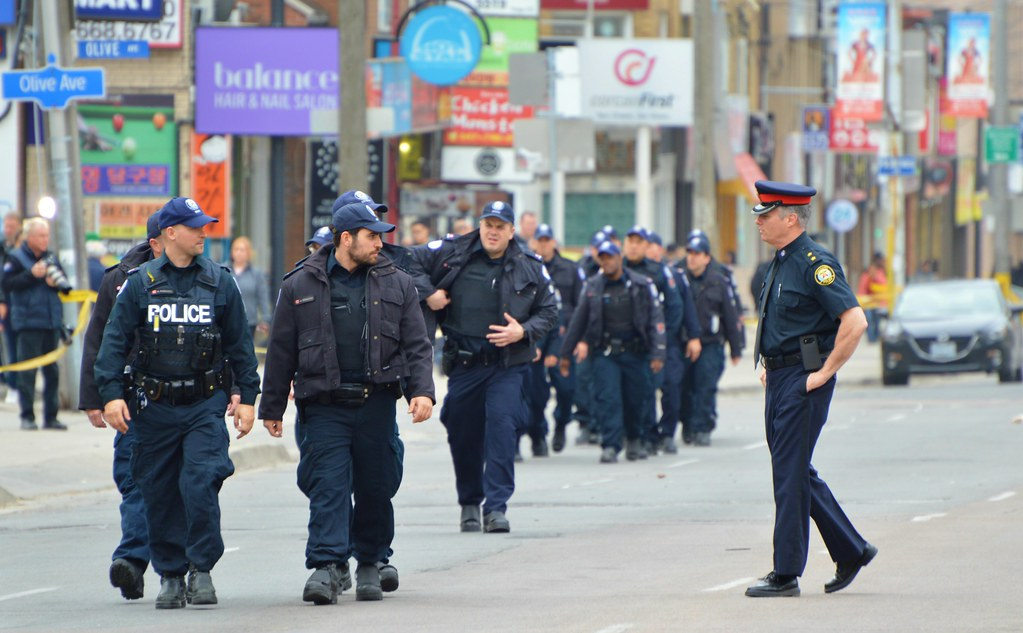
[
  {"xmin": 834, "ymin": 2, "xmax": 886, "ymax": 122},
  {"xmin": 829, "ymin": 115, "xmax": 880, "ymax": 153},
  {"xmin": 444, "ymin": 87, "xmax": 533, "ymax": 147}
]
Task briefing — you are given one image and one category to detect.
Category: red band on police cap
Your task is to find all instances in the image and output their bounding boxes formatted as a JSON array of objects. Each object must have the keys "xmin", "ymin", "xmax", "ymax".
[{"xmin": 757, "ymin": 193, "xmax": 813, "ymax": 206}]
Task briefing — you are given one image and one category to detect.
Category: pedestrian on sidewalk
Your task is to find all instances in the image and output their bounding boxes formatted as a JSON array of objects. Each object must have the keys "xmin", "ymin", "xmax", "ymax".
[
  {"xmin": 0, "ymin": 210, "xmax": 22, "ymax": 402},
  {"xmin": 79, "ymin": 213, "xmax": 163, "ymax": 601},
  {"xmin": 260, "ymin": 201, "xmax": 434, "ymax": 605},
  {"xmin": 1, "ymin": 217, "xmax": 68, "ymax": 431},
  {"xmin": 95, "ymin": 197, "xmax": 260, "ymax": 610},
  {"xmin": 746, "ymin": 180, "xmax": 876, "ymax": 598}
]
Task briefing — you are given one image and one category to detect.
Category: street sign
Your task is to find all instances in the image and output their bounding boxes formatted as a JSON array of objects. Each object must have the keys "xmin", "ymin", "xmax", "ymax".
[
  {"xmin": 826, "ymin": 199, "xmax": 859, "ymax": 233},
  {"xmin": 74, "ymin": 0, "xmax": 162, "ymax": 22},
  {"xmin": 1, "ymin": 55, "xmax": 105, "ymax": 109},
  {"xmin": 877, "ymin": 155, "xmax": 917, "ymax": 177},
  {"xmin": 985, "ymin": 125, "xmax": 1018, "ymax": 164},
  {"xmin": 77, "ymin": 40, "xmax": 150, "ymax": 59}
]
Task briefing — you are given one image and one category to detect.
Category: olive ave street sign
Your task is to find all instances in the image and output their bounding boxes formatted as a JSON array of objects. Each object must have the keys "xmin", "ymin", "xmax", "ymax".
[{"xmin": 1, "ymin": 55, "xmax": 105, "ymax": 110}]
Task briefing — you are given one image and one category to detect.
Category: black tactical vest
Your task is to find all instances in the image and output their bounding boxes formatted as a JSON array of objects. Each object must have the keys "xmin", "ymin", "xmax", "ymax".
[
  {"xmin": 330, "ymin": 272, "xmax": 368, "ymax": 382},
  {"xmin": 445, "ymin": 254, "xmax": 502, "ymax": 339},
  {"xmin": 134, "ymin": 261, "xmax": 223, "ymax": 378},
  {"xmin": 602, "ymin": 278, "xmax": 636, "ymax": 338}
]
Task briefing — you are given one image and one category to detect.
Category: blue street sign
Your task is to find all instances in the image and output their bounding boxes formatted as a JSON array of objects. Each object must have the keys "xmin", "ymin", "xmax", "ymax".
[
  {"xmin": 1, "ymin": 55, "xmax": 106, "ymax": 110},
  {"xmin": 400, "ymin": 5, "xmax": 482, "ymax": 86},
  {"xmin": 0, "ymin": 0, "xmax": 15, "ymax": 26},
  {"xmin": 74, "ymin": 0, "xmax": 162, "ymax": 22},
  {"xmin": 877, "ymin": 155, "xmax": 917, "ymax": 177},
  {"xmin": 78, "ymin": 40, "xmax": 150, "ymax": 59}
]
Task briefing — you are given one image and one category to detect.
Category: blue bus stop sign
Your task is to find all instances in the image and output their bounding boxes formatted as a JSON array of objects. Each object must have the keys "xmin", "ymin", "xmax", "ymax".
[
  {"xmin": 400, "ymin": 5, "xmax": 482, "ymax": 86},
  {"xmin": 2, "ymin": 55, "xmax": 106, "ymax": 110}
]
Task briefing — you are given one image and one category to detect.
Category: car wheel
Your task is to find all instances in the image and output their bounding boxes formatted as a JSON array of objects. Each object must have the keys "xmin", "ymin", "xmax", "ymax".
[
  {"xmin": 997, "ymin": 365, "xmax": 1022, "ymax": 383},
  {"xmin": 882, "ymin": 369, "xmax": 909, "ymax": 386}
]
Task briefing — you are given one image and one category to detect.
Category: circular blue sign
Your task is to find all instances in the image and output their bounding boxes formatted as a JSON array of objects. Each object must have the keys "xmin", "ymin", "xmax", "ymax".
[
  {"xmin": 826, "ymin": 199, "xmax": 859, "ymax": 234},
  {"xmin": 400, "ymin": 5, "xmax": 482, "ymax": 87}
]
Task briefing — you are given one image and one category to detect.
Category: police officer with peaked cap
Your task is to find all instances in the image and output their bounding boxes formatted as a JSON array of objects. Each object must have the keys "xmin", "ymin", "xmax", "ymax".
[
  {"xmin": 528, "ymin": 223, "xmax": 584, "ymax": 454},
  {"xmin": 410, "ymin": 201, "xmax": 558, "ymax": 533},
  {"xmin": 678, "ymin": 233, "xmax": 743, "ymax": 447},
  {"xmin": 622, "ymin": 225, "xmax": 682, "ymax": 457},
  {"xmin": 559, "ymin": 240, "xmax": 665, "ymax": 463},
  {"xmin": 744, "ymin": 181, "xmax": 876, "ymax": 598},
  {"xmin": 260, "ymin": 201, "xmax": 434, "ymax": 605},
  {"xmin": 95, "ymin": 197, "xmax": 261, "ymax": 609},
  {"xmin": 79, "ymin": 212, "xmax": 163, "ymax": 601}
]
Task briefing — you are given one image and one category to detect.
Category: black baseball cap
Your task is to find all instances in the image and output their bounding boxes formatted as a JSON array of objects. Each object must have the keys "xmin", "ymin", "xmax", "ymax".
[
  {"xmin": 480, "ymin": 201, "xmax": 514, "ymax": 224},
  {"xmin": 157, "ymin": 197, "xmax": 218, "ymax": 230},
  {"xmin": 305, "ymin": 226, "xmax": 333, "ymax": 247},
  {"xmin": 146, "ymin": 212, "xmax": 161, "ymax": 240},
  {"xmin": 334, "ymin": 190, "xmax": 388, "ymax": 214},
  {"xmin": 332, "ymin": 202, "xmax": 395, "ymax": 235}
]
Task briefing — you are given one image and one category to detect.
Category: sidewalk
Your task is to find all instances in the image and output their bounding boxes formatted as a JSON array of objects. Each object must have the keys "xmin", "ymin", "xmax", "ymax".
[{"xmin": 0, "ymin": 342, "xmax": 881, "ymax": 509}]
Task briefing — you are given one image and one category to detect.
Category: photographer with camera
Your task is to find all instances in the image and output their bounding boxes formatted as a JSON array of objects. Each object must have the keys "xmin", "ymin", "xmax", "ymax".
[{"xmin": 1, "ymin": 217, "xmax": 68, "ymax": 430}]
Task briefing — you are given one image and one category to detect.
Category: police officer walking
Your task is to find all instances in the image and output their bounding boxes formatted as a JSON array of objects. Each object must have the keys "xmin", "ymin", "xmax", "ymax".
[
  {"xmin": 559, "ymin": 240, "xmax": 665, "ymax": 463},
  {"xmin": 678, "ymin": 233, "xmax": 743, "ymax": 447},
  {"xmin": 95, "ymin": 197, "xmax": 261, "ymax": 609},
  {"xmin": 79, "ymin": 213, "xmax": 162, "ymax": 601},
  {"xmin": 260, "ymin": 201, "xmax": 434, "ymax": 605},
  {"xmin": 744, "ymin": 181, "xmax": 876, "ymax": 598},
  {"xmin": 411, "ymin": 201, "xmax": 557, "ymax": 533},
  {"xmin": 530, "ymin": 223, "xmax": 584, "ymax": 453}
]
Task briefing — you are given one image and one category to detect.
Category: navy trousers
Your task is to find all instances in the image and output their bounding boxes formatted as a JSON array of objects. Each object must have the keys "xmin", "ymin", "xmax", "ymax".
[
  {"xmin": 130, "ymin": 390, "xmax": 233, "ymax": 576},
  {"xmin": 657, "ymin": 344, "xmax": 684, "ymax": 439},
  {"xmin": 765, "ymin": 364, "xmax": 867, "ymax": 576},
  {"xmin": 591, "ymin": 351, "xmax": 652, "ymax": 452},
  {"xmin": 684, "ymin": 341, "xmax": 726, "ymax": 434},
  {"xmin": 523, "ymin": 360, "xmax": 550, "ymax": 443},
  {"xmin": 15, "ymin": 329, "xmax": 59, "ymax": 424},
  {"xmin": 548, "ymin": 358, "xmax": 576, "ymax": 430},
  {"xmin": 572, "ymin": 357, "xmax": 594, "ymax": 430},
  {"xmin": 112, "ymin": 425, "xmax": 150, "ymax": 566},
  {"xmin": 298, "ymin": 391, "xmax": 402, "ymax": 569},
  {"xmin": 440, "ymin": 363, "xmax": 527, "ymax": 515}
]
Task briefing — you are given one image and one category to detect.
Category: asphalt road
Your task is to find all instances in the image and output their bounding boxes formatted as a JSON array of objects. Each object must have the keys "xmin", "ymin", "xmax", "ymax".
[{"xmin": 3, "ymin": 374, "xmax": 1023, "ymax": 632}]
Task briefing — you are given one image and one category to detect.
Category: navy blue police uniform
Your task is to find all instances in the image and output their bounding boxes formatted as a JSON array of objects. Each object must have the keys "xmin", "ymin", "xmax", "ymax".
[
  {"xmin": 687, "ymin": 228, "xmax": 747, "ymax": 350},
  {"xmin": 572, "ymin": 230, "xmax": 609, "ymax": 444},
  {"xmin": 678, "ymin": 234, "xmax": 743, "ymax": 446},
  {"xmin": 746, "ymin": 181, "xmax": 874, "ymax": 597},
  {"xmin": 260, "ymin": 202, "xmax": 434, "ymax": 604},
  {"xmin": 560, "ymin": 241, "xmax": 666, "ymax": 462},
  {"xmin": 78, "ymin": 214, "xmax": 160, "ymax": 600},
  {"xmin": 95, "ymin": 198, "xmax": 260, "ymax": 608},
  {"xmin": 410, "ymin": 202, "xmax": 558, "ymax": 533},
  {"xmin": 657, "ymin": 261, "xmax": 701, "ymax": 450},
  {"xmin": 623, "ymin": 226, "xmax": 682, "ymax": 455}
]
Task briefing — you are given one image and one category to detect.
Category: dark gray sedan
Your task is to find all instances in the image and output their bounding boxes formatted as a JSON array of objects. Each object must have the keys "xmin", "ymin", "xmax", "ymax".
[{"xmin": 880, "ymin": 279, "xmax": 1023, "ymax": 386}]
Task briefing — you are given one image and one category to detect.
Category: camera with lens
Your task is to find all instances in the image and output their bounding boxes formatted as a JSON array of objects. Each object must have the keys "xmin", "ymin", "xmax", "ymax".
[{"xmin": 43, "ymin": 255, "xmax": 73, "ymax": 294}]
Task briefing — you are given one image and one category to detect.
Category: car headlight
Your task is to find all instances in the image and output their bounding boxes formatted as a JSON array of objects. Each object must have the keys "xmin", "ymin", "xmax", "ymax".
[
  {"xmin": 882, "ymin": 320, "xmax": 903, "ymax": 341},
  {"xmin": 982, "ymin": 326, "xmax": 1009, "ymax": 344}
]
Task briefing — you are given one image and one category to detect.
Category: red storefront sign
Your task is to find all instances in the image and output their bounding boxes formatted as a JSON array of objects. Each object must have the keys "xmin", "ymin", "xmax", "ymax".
[
  {"xmin": 444, "ymin": 87, "xmax": 533, "ymax": 148},
  {"xmin": 829, "ymin": 115, "xmax": 880, "ymax": 153}
]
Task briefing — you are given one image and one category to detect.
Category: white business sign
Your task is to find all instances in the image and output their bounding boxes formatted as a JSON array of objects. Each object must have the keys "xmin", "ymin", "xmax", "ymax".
[
  {"xmin": 441, "ymin": 146, "xmax": 532, "ymax": 184},
  {"xmin": 463, "ymin": 0, "xmax": 539, "ymax": 18},
  {"xmin": 578, "ymin": 38, "xmax": 693, "ymax": 126},
  {"xmin": 73, "ymin": 0, "xmax": 182, "ymax": 49}
]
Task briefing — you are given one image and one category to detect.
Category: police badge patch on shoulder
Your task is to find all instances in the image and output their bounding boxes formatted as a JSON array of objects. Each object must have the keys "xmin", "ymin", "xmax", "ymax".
[{"xmin": 814, "ymin": 265, "xmax": 836, "ymax": 286}]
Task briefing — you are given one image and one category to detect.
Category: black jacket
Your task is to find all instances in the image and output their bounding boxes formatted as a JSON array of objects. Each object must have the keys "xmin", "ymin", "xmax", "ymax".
[
  {"xmin": 2, "ymin": 242, "xmax": 64, "ymax": 331},
  {"xmin": 409, "ymin": 230, "xmax": 558, "ymax": 367},
  {"xmin": 259, "ymin": 247, "xmax": 435, "ymax": 420},
  {"xmin": 687, "ymin": 268, "xmax": 744, "ymax": 358},
  {"xmin": 78, "ymin": 241, "xmax": 152, "ymax": 410},
  {"xmin": 559, "ymin": 268, "xmax": 666, "ymax": 362}
]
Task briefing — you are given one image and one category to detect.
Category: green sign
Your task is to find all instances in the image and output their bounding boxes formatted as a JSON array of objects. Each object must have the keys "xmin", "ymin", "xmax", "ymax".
[
  {"xmin": 985, "ymin": 125, "xmax": 1019, "ymax": 163},
  {"xmin": 475, "ymin": 18, "xmax": 538, "ymax": 76}
]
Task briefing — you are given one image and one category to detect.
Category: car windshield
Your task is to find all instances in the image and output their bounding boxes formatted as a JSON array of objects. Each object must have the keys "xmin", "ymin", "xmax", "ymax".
[{"xmin": 897, "ymin": 284, "xmax": 1002, "ymax": 320}]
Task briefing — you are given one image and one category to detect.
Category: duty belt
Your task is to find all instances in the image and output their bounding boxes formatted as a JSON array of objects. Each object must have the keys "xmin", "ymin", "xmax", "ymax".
[
  {"xmin": 305, "ymin": 382, "xmax": 398, "ymax": 408},
  {"xmin": 601, "ymin": 337, "xmax": 646, "ymax": 356},
  {"xmin": 761, "ymin": 353, "xmax": 830, "ymax": 371},
  {"xmin": 132, "ymin": 367, "xmax": 225, "ymax": 406}
]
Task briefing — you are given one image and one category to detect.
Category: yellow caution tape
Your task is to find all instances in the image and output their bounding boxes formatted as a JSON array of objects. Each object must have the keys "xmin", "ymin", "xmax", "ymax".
[{"xmin": 0, "ymin": 290, "xmax": 98, "ymax": 372}]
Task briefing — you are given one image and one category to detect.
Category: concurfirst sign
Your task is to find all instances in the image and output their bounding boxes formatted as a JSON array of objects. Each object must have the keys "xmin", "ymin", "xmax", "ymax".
[{"xmin": 579, "ymin": 38, "xmax": 693, "ymax": 126}]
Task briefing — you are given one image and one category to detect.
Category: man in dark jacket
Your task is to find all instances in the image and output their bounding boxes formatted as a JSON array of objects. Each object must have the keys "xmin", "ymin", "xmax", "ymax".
[
  {"xmin": 410, "ymin": 202, "xmax": 558, "ymax": 534},
  {"xmin": 79, "ymin": 213, "xmax": 162, "ymax": 601},
  {"xmin": 260, "ymin": 201, "xmax": 434, "ymax": 605},
  {"xmin": 679, "ymin": 234, "xmax": 744, "ymax": 446},
  {"xmin": 559, "ymin": 240, "xmax": 666, "ymax": 463},
  {"xmin": 2, "ymin": 217, "xmax": 67, "ymax": 431}
]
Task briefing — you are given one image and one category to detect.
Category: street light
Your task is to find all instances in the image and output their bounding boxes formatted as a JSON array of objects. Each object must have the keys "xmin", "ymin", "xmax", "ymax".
[{"xmin": 37, "ymin": 196, "xmax": 56, "ymax": 219}]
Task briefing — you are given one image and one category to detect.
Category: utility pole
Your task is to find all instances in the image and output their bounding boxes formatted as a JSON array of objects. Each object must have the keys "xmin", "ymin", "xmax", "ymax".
[
  {"xmin": 693, "ymin": 0, "xmax": 717, "ymax": 246},
  {"xmin": 547, "ymin": 47, "xmax": 565, "ymax": 244},
  {"xmin": 990, "ymin": 0, "xmax": 1011, "ymax": 294},
  {"xmin": 883, "ymin": 0, "xmax": 904, "ymax": 309},
  {"xmin": 338, "ymin": 1, "xmax": 367, "ymax": 191},
  {"xmin": 39, "ymin": 0, "xmax": 87, "ymax": 408},
  {"xmin": 270, "ymin": 0, "xmax": 285, "ymax": 300}
]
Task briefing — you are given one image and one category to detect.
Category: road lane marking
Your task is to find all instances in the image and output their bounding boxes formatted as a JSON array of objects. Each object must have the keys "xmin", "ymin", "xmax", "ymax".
[
  {"xmin": 224, "ymin": 547, "xmax": 240, "ymax": 553},
  {"xmin": 0, "ymin": 587, "xmax": 59, "ymax": 602},
  {"xmin": 887, "ymin": 414, "xmax": 907, "ymax": 422},
  {"xmin": 743, "ymin": 442, "xmax": 766, "ymax": 451},
  {"xmin": 704, "ymin": 577, "xmax": 757, "ymax": 592},
  {"xmin": 563, "ymin": 478, "xmax": 615, "ymax": 489},
  {"xmin": 593, "ymin": 625, "xmax": 634, "ymax": 633},
  {"xmin": 667, "ymin": 459, "xmax": 700, "ymax": 469},
  {"xmin": 911, "ymin": 513, "xmax": 946, "ymax": 522},
  {"xmin": 989, "ymin": 491, "xmax": 1016, "ymax": 502}
]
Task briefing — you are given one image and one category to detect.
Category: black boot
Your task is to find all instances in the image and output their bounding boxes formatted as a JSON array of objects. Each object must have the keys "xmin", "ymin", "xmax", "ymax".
[
  {"xmin": 460, "ymin": 505, "xmax": 481, "ymax": 532},
  {"xmin": 155, "ymin": 575, "xmax": 186, "ymax": 609},
  {"xmin": 303, "ymin": 562, "xmax": 346, "ymax": 605},
  {"xmin": 356, "ymin": 562, "xmax": 383, "ymax": 601},
  {"xmin": 186, "ymin": 569, "xmax": 217, "ymax": 605},
  {"xmin": 552, "ymin": 426, "xmax": 566, "ymax": 452},
  {"xmin": 109, "ymin": 558, "xmax": 145, "ymax": 600}
]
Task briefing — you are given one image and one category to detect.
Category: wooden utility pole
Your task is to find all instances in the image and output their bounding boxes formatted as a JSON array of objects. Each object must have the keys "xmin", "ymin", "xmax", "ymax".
[{"xmin": 338, "ymin": 1, "xmax": 367, "ymax": 191}]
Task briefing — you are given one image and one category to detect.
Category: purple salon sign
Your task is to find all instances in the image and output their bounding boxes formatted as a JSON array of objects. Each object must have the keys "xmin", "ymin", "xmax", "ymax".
[{"xmin": 195, "ymin": 27, "xmax": 339, "ymax": 136}]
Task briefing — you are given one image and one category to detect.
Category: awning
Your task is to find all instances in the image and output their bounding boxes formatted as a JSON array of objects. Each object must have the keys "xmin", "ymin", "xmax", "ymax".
[{"xmin": 718, "ymin": 152, "xmax": 767, "ymax": 204}]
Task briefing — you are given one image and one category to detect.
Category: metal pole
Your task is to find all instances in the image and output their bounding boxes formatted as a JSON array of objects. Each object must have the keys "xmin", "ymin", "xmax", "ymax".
[
  {"xmin": 635, "ymin": 125, "xmax": 652, "ymax": 229},
  {"xmin": 547, "ymin": 48, "xmax": 565, "ymax": 244},
  {"xmin": 692, "ymin": 0, "xmax": 717, "ymax": 243},
  {"xmin": 338, "ymin": 1, "xmax": 368, "ymax": 191},
  {"xmin": 885, "ymin": 0, "xmax": 904, "ymax": 309},
  {"xmin": 269, "ymin": 0, "xmax": 285, "ymax": 299},
  {"xmin": 39, "ymin": 0, "xmax": 87, "ymax": 408},
  {"xmin": 991, "ymin": 0, "xmax": 1011, "ymax": 293}
]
